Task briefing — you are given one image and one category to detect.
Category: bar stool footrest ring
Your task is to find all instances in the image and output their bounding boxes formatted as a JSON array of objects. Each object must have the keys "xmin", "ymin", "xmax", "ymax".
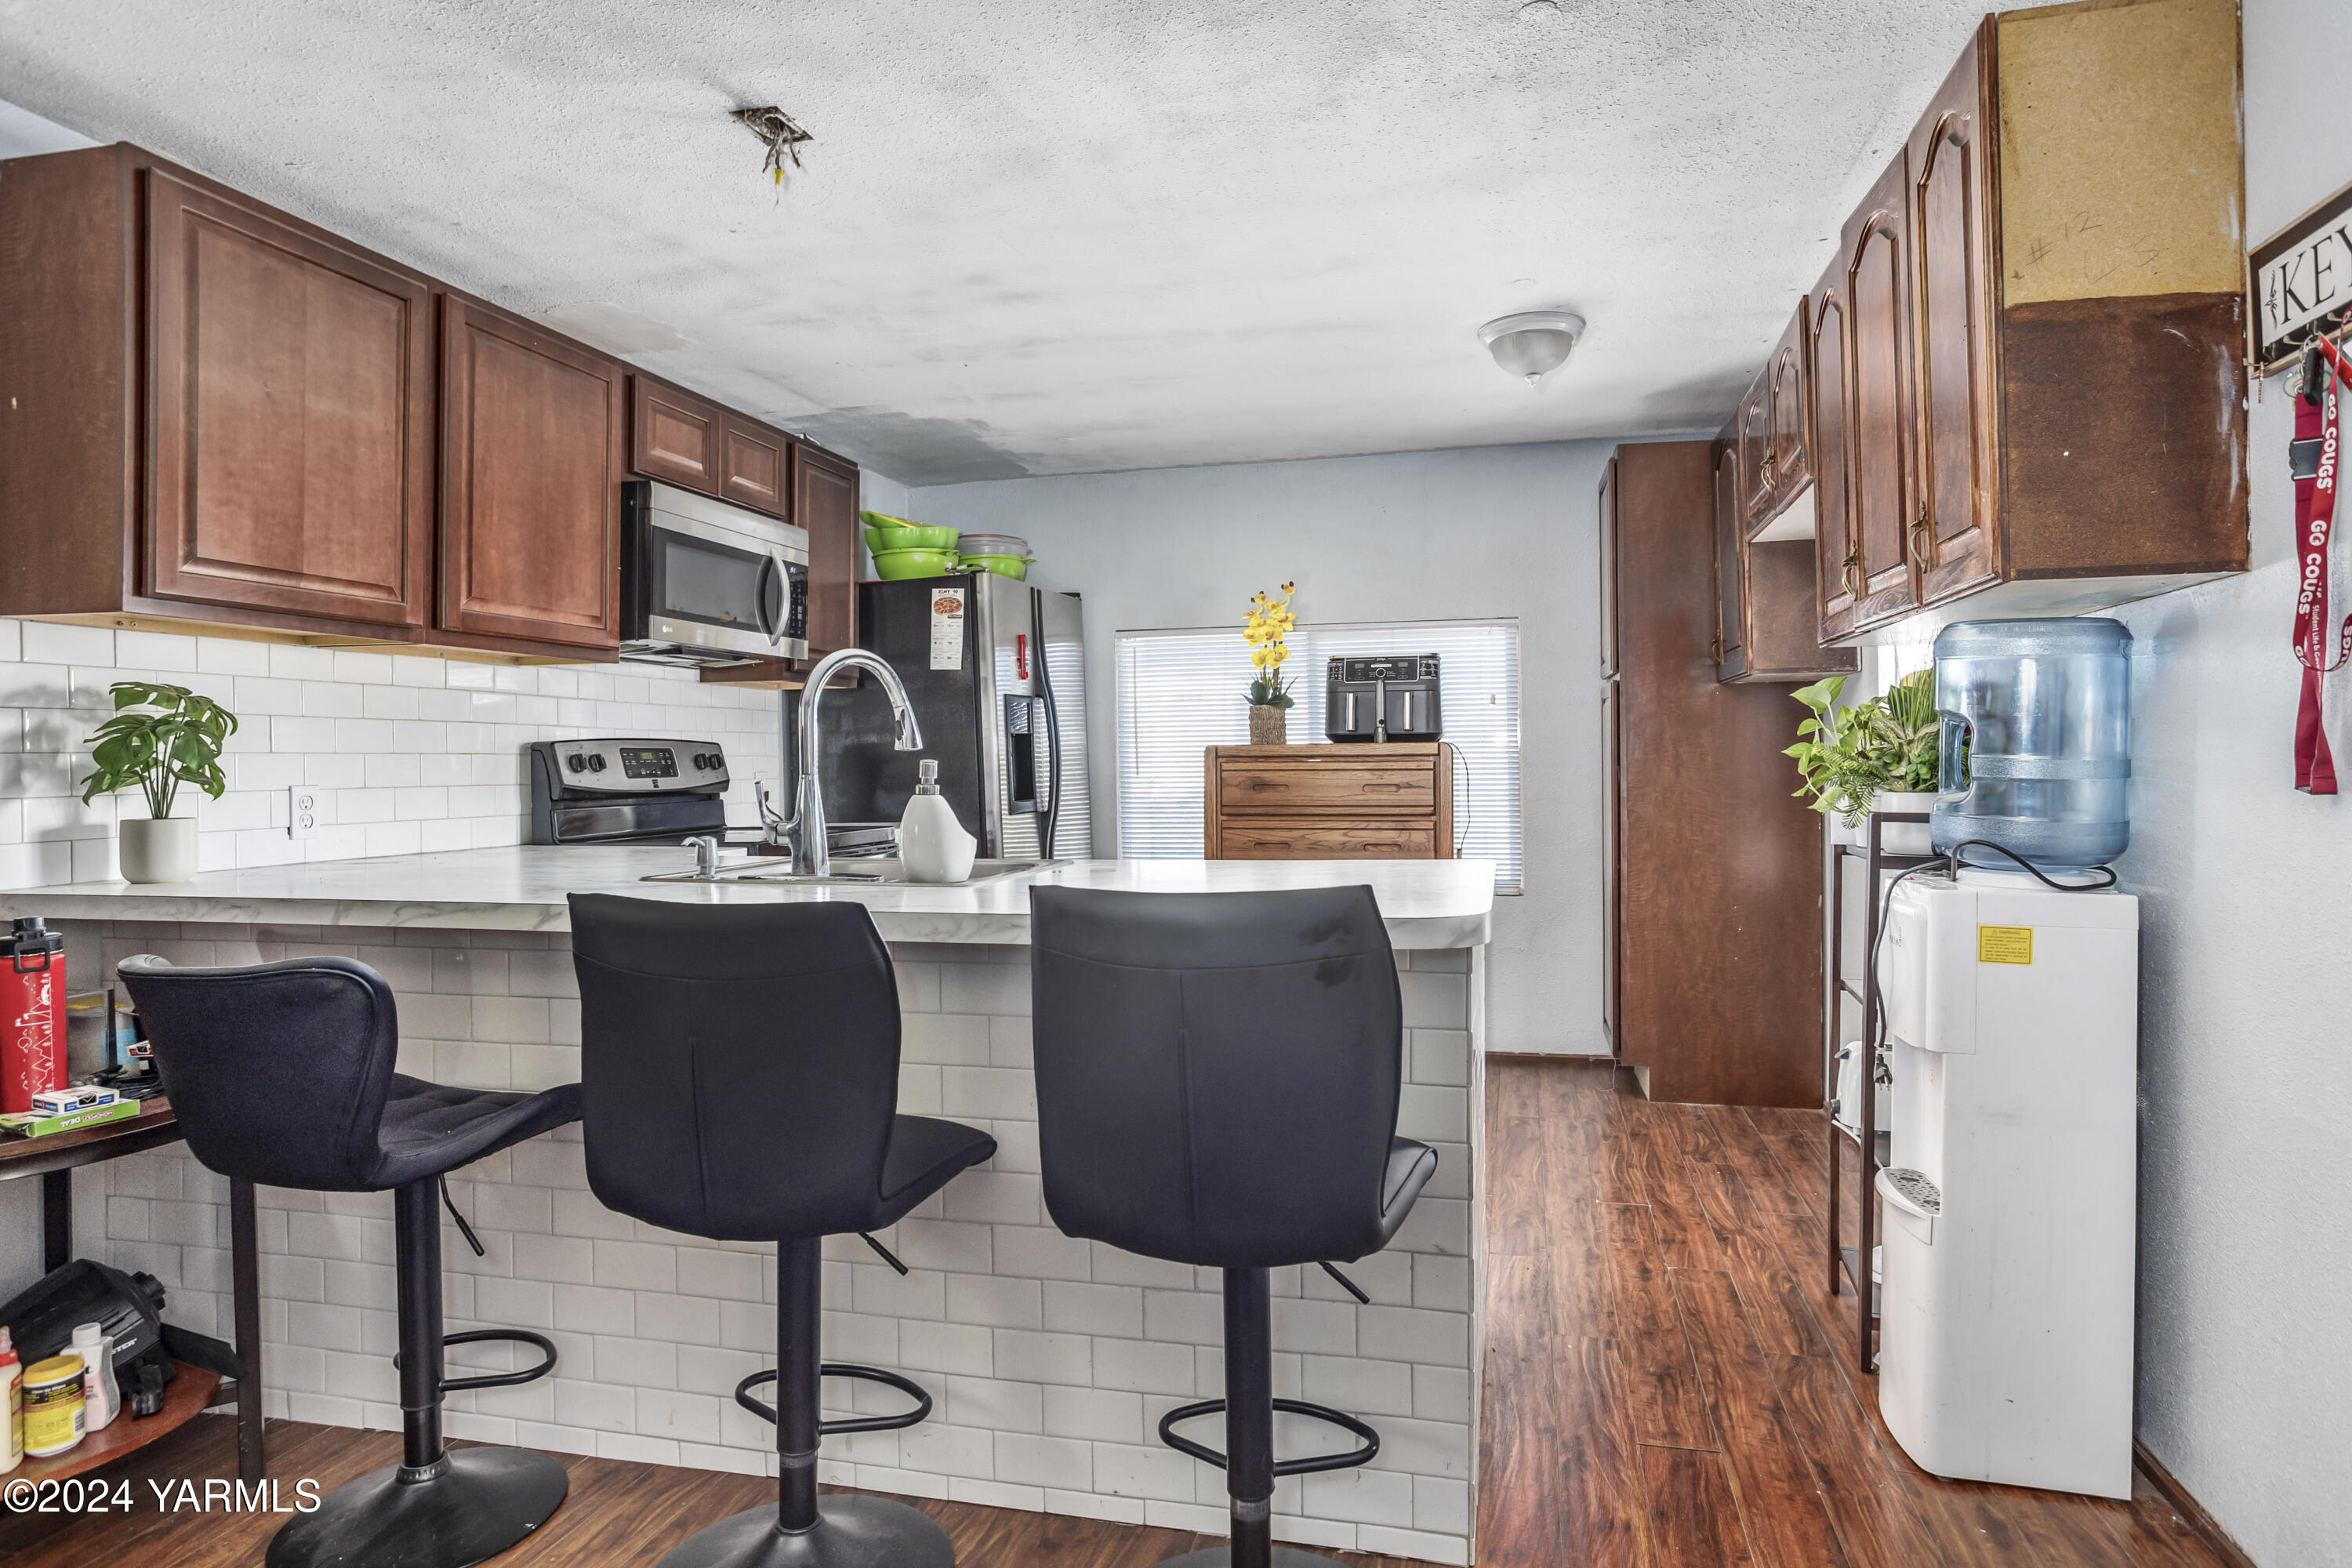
[
  {"xmin": 1157, "ymin": 1397, "xmax": 1381, "ymax": 1476},
  {"xmin": 734, "ymin": 1363, "xmax": 935, "ymax": 1434},
  {"xmin": 390, "ymin": 1327, "xmax": 560, "ymax": 1393}
]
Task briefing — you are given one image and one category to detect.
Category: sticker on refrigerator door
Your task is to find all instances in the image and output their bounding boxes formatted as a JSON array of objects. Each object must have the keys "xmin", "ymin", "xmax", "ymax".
[
  {"xmin": 929, "ymin": 587, "xmax": 967, "ymax": 671},
  {"xmin": 1976, "ymin": 925, "xmax": 2033, "ymax": 965}
]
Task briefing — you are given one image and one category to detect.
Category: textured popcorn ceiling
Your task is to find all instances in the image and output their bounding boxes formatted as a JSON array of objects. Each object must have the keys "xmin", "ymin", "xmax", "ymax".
[{"xmin": 0, "ymin": 0, "xmax": 2007, "ymax": 483}]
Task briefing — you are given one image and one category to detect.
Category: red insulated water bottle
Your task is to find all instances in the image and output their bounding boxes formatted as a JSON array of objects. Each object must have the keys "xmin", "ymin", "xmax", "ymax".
[{"xmin": 2, "ymin": 920, "xmax": 66, "ymax": 1116}]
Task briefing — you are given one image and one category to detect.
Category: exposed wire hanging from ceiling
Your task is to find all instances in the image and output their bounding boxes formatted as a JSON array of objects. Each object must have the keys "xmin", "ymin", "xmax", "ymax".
[{"xmin": 731, "ymin": 106, "xmax": 814, "ymax": 187}]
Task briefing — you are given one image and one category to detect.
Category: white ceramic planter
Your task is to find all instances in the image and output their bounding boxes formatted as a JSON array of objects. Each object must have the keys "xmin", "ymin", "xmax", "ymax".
[
  {"xmin": 118, "ymin": 817, "xmax": 198, "ymax": 884},
  {"xmin": 1829, "ymin": 791, "xmax": 1940, "ymax": 855}
]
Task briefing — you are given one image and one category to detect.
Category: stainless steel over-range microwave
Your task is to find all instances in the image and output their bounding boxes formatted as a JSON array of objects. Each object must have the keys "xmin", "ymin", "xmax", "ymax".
[{"xmin": 620, "ymin": 480, "xmax": 809, "ymax": 665}]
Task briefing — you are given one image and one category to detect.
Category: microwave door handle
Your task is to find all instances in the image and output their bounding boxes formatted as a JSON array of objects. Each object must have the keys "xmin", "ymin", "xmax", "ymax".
[
  {"xmin": 756, "ymin": 554, "xmax": 783, "ymax": 646},
  {"xmin": 1031, "ymin": 590, "xmax": 1059, "ymax": 857}
]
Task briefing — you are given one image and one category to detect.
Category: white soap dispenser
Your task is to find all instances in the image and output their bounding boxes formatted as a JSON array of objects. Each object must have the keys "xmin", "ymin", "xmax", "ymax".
[
  {"xmin": 898, "ymin": 760, "xmax": 978, "ymax": 884},
  {"xmin": 71, "ymin": 1322, "xmax": 117, "ymax": 1432}
]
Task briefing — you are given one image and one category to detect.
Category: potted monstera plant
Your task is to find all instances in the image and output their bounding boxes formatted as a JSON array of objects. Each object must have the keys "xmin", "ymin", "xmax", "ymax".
[
  {"xmin": 79, "ymin": 681, "xmax": 238, "ymax": 883},
  {"xmin": 1787, "ymin": 670, "xmax": 1940, "ymax": 854}
]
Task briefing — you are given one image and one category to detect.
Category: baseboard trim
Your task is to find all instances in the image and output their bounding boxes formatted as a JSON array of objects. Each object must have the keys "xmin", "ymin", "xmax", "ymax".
[
  {"xmin": 1483, "ymin": 1051, "xmax": 1617, "ymax": 1064},
  {"xmin": 2134, "ymin": 1439, "xmax": 2259, "ymax": 1568}
]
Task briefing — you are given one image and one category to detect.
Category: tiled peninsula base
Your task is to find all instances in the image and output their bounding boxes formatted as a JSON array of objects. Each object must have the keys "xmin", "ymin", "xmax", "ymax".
[{"xmin": 59, "ymin": 920, "xmax": 1485, "ymax": 1564}]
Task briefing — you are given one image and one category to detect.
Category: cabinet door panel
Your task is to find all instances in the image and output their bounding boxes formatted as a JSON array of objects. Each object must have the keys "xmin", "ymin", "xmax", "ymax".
[
  {"xmin": 1810, "ymin": 277, "xmax": 1860, "ymax": 641},
  {"xmin": 1911, "ymin": 36, "xmax": 1999, "ymax": 604},
  {"xmin": 442, "ymin": 303, "xmax": 622, "ymax": 649},
  {"xmin": 631, "ymin": 378, "xmax": 720, "ymax": 494},
  {"xmin": 1715, "ymin": 437, "xmax": 1748, "ymax": 681},
  {"xmin": 1845, "ymin": 155, "xmax": 1919, "ymax": 625},
  {"xmin": 1737, "ymin": 370, "xmax": 1773, "ymax": 521},
  {"xmin": 793, "ymin": 441, "xmax": 860, "ymax": 659},
  {"xmin": 720, "ymin": 419, "xmax": 789, "ymax": 517},
  {"xmin": 1766, "ymin": 298, "xmax": 1812, "ymax": 506},
  {"xmin": 146, "ymin": 173, "xmax": 430, "ymax": 627},
  {"xmin": 1598, "ymin": 459, "xmax": 1620, "ymax": 677}
]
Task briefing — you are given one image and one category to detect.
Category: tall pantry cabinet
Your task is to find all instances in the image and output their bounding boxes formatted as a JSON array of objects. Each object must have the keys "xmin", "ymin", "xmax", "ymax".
[{"xmin": 1601, "ymin": 442, "xmax": 1824, "ymax": 1108}]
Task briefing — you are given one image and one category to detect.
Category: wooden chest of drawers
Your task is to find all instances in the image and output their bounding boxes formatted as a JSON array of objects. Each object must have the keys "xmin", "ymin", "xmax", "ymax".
[{"xmin": 1203, "ymin": 743, "xmax": 1455, "ymax": 860}]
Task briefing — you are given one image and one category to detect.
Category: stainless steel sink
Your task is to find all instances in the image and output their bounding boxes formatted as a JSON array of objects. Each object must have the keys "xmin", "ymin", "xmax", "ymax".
[{"xmin": 641, "ymin": 858, "xmax": 1062, "ymax": 887}]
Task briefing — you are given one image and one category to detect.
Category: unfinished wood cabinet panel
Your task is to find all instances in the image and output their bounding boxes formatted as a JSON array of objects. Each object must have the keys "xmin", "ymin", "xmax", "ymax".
[
  {"xmin": 719, "ymin": 419, "xmax": 789, "ymax": 517},
  {"xmin": 441, "ymin": 299, "xmax": 624, "ymax": 652},
  {"xmin": 1606, "ymin": 441, "xmax": 1822, "ymax": 1108},
  {"xmin": 630, "ymin": 377, "xmax": 723, "ymax": 495},
  {"xmin": 1715, "ymin": 368, "xmax": 1856, "ymax": 686},
  {"xmin": 793, "ymin": 440, "xmax": 861, "ymax": 659},
  {"xmin": 1203, "ymin": 743, "xmax": 1454, "ymax": 862}
]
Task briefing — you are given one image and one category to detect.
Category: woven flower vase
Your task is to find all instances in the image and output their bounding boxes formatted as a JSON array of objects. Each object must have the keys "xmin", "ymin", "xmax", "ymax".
[{"xmin": 1248, "ymin": 704, "xmax": 1288, "ymax": 745}]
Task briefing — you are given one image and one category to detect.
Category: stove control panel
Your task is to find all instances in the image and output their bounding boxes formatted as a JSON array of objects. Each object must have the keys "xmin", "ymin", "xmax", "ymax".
[{"xmin": 541, "ymin": 739, "xmax": 730, "ymax": 795}]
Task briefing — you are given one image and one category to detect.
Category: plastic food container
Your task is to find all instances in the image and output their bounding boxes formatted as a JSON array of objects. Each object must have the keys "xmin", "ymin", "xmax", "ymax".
[
  {"xmin": 22, "ymin": 1353, "xmax": 85, "ymax": 1457},
  {"xmin": 954, "ymin": 533, "xmax": 1030, "ymax": 557},
  {"xmin": 869, "ymin": 549, "xmax": 960, "ymax": 582},
  {"xmin": 862, "ymin": 518, "xmax": 958, "ymax": 552}
]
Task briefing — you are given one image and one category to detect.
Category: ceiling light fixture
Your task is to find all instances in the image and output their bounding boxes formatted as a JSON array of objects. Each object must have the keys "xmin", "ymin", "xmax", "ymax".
[
  {"xmin": 1478, "ymin": 311, "xmax": 1586, "ymax": 387},
  {"xmin": 731, "ymin": 106, "xmax": 814, "ymax": 185}
]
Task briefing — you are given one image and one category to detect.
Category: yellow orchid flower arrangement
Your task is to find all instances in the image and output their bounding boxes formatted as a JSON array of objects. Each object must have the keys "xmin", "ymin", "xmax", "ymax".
[{"xmin": 1243, "ymin": 583, "xmax": 1298, "ymax": 710}]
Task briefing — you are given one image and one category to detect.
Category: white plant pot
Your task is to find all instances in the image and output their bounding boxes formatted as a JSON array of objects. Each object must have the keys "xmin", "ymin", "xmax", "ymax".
[
  {"xmin": 1872, "ymin": 791, "xmax": 1941, "ymax": 856},
  {"xmin": 118, "ymin": 817, "xmax": 198, "ymax": 884}
]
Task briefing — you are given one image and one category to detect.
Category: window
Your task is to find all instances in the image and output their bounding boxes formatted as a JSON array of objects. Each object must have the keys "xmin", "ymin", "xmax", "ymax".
[{"xmin": 1113, "ymin": 619, "xmax": 1523, "ymax": 890}]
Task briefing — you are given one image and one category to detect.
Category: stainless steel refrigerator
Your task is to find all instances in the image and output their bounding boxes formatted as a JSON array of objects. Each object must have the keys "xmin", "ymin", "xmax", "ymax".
[{"xmin": 815, "ymin": 573, "xmax": 1090, "ymax": 861}]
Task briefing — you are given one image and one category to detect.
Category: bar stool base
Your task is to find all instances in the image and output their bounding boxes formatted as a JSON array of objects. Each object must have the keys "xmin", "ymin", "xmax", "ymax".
[
  {"xmin": 264, "ymin": 1446, "xmax": 568, "ymax": 1568},
  {"xmin": 1156, "ymin": 1548, "xmax": 1347, "ymax": 1568},
  {"xmin": 659, "ymin": 1495, "xmax": 954, "ymax": 1568}
]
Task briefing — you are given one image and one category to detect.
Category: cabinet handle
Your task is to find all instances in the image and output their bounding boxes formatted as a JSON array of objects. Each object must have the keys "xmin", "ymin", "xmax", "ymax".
[
  {"xmin": 1710, "ymin": 633, "xmax": 1725, "ymax": 662},
  {"xmin": 1759, "ymin": 448, "xmax": 1777, "ymax": 488},
  {"xmin": 1911, "ymin": 503, "xmax": 1937, "ymax": 567},
  {"xmin": 1842, "ymin": 552, "xmax": 1863, "ymax": 600}
]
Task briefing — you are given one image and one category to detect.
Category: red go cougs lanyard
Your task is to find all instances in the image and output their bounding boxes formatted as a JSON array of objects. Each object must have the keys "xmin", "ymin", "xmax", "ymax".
[{"xmin": 2294, "ymin": 335, "xmax": 2352, "ymax": 794}]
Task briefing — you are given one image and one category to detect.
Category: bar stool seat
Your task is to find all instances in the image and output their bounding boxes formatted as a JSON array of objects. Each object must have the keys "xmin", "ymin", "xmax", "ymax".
[
  {"xmin": 569, "ymin": 894, "xmax": 998, "ymax": 1568},
  {"xmin": 121, "ymin": 954, "xmax": 582, "ymax": 1568},
  {"xmin": 1029, "ymin": 884, "xmax": 1435, "ymax": 1568}
]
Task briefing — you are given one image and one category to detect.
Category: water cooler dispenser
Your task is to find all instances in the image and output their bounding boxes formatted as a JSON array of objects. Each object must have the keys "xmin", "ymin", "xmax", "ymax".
[{"xmin": 1871, "ymin": 615, "xmax": 2141, "ymax": 1500}]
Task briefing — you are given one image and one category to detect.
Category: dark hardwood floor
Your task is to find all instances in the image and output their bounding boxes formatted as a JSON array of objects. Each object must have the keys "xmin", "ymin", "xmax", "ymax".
[
  {"xmin": 1, "ymin": 1058, "xmax": 2226, "ymax": 1566},
  {"xmin": 1479, "ymin": 1059, "xmax": 2227, "ymax": 1568}
]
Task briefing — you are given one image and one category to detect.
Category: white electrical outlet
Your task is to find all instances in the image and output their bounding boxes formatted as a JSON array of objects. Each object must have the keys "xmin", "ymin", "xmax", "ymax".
[{"xmin": 288, "ymin": 786, "xmax": 320, "ymax": 840}]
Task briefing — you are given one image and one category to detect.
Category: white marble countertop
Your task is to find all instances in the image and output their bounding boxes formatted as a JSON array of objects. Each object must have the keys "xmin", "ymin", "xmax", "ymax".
[{"xmin": 0, "ymin": 848, "xmax": 1494, "ymax": 948}]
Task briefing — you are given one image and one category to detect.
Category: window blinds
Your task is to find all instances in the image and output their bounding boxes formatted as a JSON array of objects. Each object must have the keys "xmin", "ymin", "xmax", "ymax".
[{"xmin": 1113, "ymin": 619, "xmax": 1523, "ymax": 890}]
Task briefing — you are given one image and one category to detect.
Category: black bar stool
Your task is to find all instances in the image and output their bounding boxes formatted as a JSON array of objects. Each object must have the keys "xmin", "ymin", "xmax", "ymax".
[
  {"xmin": 1029, "ymin": 885, "xmax": 1436, "ymax": 1568},
  {"xmin": 119, "ymin": 953, "xmax": 582, "ymax": 1568},
  {"xmin": 568, "ymin": 895, "xmax": 997, "ymax": 1568}
]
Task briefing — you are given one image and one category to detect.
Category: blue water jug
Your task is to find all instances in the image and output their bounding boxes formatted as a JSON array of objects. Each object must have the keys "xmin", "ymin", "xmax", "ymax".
[{"xmin": 1930, "ymin": 618, "xmax": 2132, "ymax": 869}]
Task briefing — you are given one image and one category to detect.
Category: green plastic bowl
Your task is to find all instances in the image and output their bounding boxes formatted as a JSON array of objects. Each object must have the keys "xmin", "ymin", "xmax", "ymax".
[
  {"xmin": 869, "ymin": 548, "xmax": 960, "ymax": 581},
  {"xmin": 958, "ymin": 554, "xmax": 1031, "ymax": 581},
  {"xmin": 862, "ymin": 517, "xmax": 958, "ymax": 552}
]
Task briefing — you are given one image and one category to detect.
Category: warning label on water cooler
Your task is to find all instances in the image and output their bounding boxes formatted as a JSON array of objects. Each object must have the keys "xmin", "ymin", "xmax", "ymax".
[{"xmin": 1976, "ymin": 925, "xmax": 2034, "ymax": 965}]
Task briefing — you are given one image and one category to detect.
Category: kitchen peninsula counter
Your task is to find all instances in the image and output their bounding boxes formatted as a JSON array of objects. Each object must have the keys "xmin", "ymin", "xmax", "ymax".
[
  {"xmin": 0, "ymin": 848, "xmax": 1494, "ymax": 949},
  {"xmin": 5, "ymin": 851, "xmax": 1490, "ymax": 1564}
]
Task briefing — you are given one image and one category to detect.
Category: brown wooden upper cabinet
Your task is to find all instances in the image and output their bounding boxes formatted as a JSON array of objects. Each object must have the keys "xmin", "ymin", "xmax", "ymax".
[
  {"xmin": 630, "ymin": 376, "xmax": 793, "ymax": 519},
  {"xmin": 1715, "ymin": 406, "xmax": 1857, "ymax": 685},
  {"xmin": 1810, "ymin": 0, "xmax": 2247, "ymax": 643},
  {"xmin": 0, "ymin": 145, "xmax": 437, "ymax": 640},
  {"xmin": 1713, "ymin": 430, "xmax": 1747, "ymax": 681},
  {"xmin": 441, "ymin": 299, "xmax": 625, "ymax": 653},
  {"xmin": 793, "ymin": 440, "xmax": 862, "ymax": 659}
]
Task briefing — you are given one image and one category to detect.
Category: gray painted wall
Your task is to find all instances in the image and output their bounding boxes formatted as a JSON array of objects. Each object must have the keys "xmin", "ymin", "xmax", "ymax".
[
  {"xmin": 2104, "ymin": 2, "xmax": 2352, "ymax": 1559},
  {"xmin": 910, "ymin": 441, "xmax": 1613, "ymax": 1056}
]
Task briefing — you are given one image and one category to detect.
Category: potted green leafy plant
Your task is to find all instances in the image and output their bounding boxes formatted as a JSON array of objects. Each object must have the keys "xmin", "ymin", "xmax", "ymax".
[
  {"xmin": 78, "ymin": 681, "xmax": 238, "ymax": 883},
  {"xmin": 1787, "ymin": 670, "xmax": 1941, "ymax": 853}
]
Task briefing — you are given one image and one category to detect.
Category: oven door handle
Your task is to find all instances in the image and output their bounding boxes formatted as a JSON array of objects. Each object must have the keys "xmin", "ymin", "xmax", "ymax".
[{"xmin": 756, "ymin": 554, "xmax": 784, "ymax": 647}]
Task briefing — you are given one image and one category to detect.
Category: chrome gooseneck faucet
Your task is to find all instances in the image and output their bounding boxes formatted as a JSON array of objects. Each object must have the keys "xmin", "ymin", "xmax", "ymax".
[{"xmin": 768, "ymin": 648, "xmax": 924, "ymax": 879}]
